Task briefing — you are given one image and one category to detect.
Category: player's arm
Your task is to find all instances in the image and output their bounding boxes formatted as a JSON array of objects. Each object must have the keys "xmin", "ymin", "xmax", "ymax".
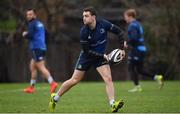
[
  {"xmin": 127, "ymin": 25, "xmax": 139, "ymax": 46},
  {"xmin": 104, "ymin": 20, "xmax": 125, "ymax": 49},
  {"xmin": 22, "ymin": 23, "xmax": 34, "ymax": 39},
  {"xmin": 80, "ymin": 40, "xmax": 104, "ymax": 58},
  {"xmin": 110, "ymin": 25, "xmax": 124, "ymax": 49},
  {"xmin": 80, "ymin": 28, "xmax": 104, "ymax": 58},
  {"xmin": 22, "ymin": 31, "xmax": 29, "ymax": 38}
]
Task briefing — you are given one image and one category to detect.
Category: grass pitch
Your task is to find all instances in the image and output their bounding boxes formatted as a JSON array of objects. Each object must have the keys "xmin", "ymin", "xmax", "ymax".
[{"xmin": 0, "ymin": 81, "xmax": 179, "ymax": 113}]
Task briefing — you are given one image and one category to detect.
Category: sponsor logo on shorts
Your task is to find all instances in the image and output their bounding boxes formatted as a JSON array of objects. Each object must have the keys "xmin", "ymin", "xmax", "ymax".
[
  {"xmin": 39, "ymin": 57, "xmax": 43, "ymax": 60},
  {"xmin": 78, "ymin": 64, "xmax": 82, "ymax": 69}
]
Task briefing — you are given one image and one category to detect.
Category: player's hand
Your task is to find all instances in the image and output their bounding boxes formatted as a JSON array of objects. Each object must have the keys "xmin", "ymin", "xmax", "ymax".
[
  {"xmin": 22, "ymin": 31, "xmax": 28, "ymax": 37},
  {"xmin": 104, "ymin": 54, "xmax": 109, "ymax": 61},
  {"xmin": 119, "ymin": 49, "xmax": 125, "ymax": 60},
  {"xmin": 124, "ymin": 41, "xmax": 128, "ymax": 49}
]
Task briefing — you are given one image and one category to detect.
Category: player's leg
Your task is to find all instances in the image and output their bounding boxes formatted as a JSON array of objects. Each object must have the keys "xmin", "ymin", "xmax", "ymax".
[
  {"xmin": 36, "ymin": 60, "xmax": 51, "ymax": 79},
  {"xmin": 96, "ymin": 64, "xmax": 124, "ymax": 112},
  {"xmin": 36, "ymin": 60, "xmax": 58, "ymax": 93},
  {"xmin": 129, "ymin": 61, "xmax": 139, "ymax": 85},
  {"xmin": 49, "ymin": 53, "xmax": 89, "ymax": 112},
  {"xmin": 30, "ymin": 59, "xmax": 37, "ymax": 86},
  {"xmin": 136, "ymin": 60, "xmax": 154, "ymax": 78},
  {"xmin": 96, "ymin": 64, "xmax": 114, "ymax": 101},
  {"xmin": 49, "ymin": 69, "xmax": 85, "ymax": 112},
  {"xmin": 136, "ymin": 61, "xmax": 164, "ymax": 89},
  {"xmin": 128, "ymin": 61, "xmax": 142, "ymax": 92},
  {"xmin": 56, "ymin": 70, "xmax": 85, "ymax": 97},
  {"xmin": 33, "ymin": 49, "xmax": 58, "ymax": 93},
  {"xmin": 127, "ymin": 52, "xmax": 142, "ymax": 92},
  {"xmin": 23, "ymin": 59, "xmax": 37, "ymax": 93},
  {"xmin": 134, "ymin": 51, "xmax": 157, "ymax": 79}
]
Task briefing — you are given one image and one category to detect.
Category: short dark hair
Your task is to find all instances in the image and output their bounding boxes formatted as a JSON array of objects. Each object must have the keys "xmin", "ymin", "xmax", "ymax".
[
  {"xmin": 26, "ymin": 8, "xmax": 36, "ymax": 14},
  {"xmin": 124, "ymin": 9, "xmax": 136, "ymax": 18},
  {"xmin": 83, "ymin": 6, "xmax": 97, "ymax": 16}
]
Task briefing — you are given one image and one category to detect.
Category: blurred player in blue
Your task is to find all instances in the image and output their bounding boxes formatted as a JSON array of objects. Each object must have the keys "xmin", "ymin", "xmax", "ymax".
[
  {"xmin": 49, "ymin": 7, "xmax": 125, "ymax": 112},
  {"xmin": 22, "ymin": 9, "xmax": 58, "ymax": 93},
  {"xmin": 124, "ymin": 9, "xmax": 163, "ymax": 92}
]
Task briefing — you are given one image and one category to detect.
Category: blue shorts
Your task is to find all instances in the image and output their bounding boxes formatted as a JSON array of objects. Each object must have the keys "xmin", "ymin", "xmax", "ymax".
[
  {"xmin": 128, "ymin": 49, "xmax": 146, "ymax": 62},
  {"xmin": 75, "ymin": 53, "xmax": 108, "ymax": 71},
  {"xmin": 31, "ymin": 49, "xmax": 46, "ymax": 62}
]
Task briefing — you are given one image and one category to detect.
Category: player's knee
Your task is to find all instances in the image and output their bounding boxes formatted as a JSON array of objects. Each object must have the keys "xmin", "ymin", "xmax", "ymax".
[
  {"xmin": 37, "ymin": 64, "xmax": 46, "ymax": 72},
  {"xmin": 38, "ymin": 67, "xmax": 50, "ymax": 77},
  {"xmin": 30, "ymin": 64, "xmax": 36, "ymax": 72},
  {"xmin": 104, "ymin": 75, "xmax": 113, "ymax": 84},
  {"xmin": 30, "ymin": 66, "xmax": 36, "ymax": 72}
]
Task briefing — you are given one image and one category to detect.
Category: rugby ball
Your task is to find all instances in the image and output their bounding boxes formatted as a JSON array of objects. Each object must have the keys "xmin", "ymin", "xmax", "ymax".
[{"xmin": 108, "ymin": 49, "xmax": 125, "ymax": 64}]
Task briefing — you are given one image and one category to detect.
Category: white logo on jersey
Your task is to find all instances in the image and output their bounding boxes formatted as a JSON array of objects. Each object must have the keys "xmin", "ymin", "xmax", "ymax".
[
  {"xmin": 88, "ymin": 35, "xmax": 91, "ymax": 39},
  {"xmin": 37, "ymin": 22, "xmax": 43, "ymax": 28},
  {"xmin": 100, "ymin": 28, "xmax": 105, "ymax": 34}
]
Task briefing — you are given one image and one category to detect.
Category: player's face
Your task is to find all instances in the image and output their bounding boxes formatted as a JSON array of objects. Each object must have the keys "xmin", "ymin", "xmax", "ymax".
[
  {"xmin": 26, "ymin": 10, "xmax": 36, "ymax": 21},
  {"xmin": 83, "ymin": 11, "xmax": 95, "ymax": 25},
  {"xmin": 124, "ymin": 13, "xmax": 130, "ymax": 23}
]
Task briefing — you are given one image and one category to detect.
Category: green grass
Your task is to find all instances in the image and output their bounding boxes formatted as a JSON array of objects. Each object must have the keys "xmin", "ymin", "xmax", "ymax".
[{"xmin": 0, "ymin": 81, "xmax": 180, "ymax": 113}]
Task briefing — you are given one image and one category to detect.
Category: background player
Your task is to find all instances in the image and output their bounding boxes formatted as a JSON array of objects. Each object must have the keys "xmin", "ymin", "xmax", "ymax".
[
  {"xmin": 22, "ymin": 8, "xmax": 58, "ymax": 93},
  {"xmin": 124, "ymin": 9, "xmax": 163, "ymax": 92}
]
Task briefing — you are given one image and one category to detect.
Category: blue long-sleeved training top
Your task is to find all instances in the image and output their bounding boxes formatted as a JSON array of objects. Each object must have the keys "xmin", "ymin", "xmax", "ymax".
[
  {"xmin": 127, "ymin": 20, "xmax": 146, "ymax": 52},
  {"xmin": 80, "ymin": 19, "xmax": 124, "ymax": 58},
  {"xmin": 27, "ymin": 19, "xmax": 46, "ymax": 50}
]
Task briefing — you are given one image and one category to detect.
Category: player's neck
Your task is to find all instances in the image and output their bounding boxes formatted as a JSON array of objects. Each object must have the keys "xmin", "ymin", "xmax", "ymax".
[
  {"xmin": 29, "ymin": 18, "xmax": 36, "ymax": 22},
  {"xmin": 129, "ymin": 18, "xmax": 136, "ymax": 23},
  {"xmin": 89, "ymin": 20, "xmax": 96, "ymax": 30}
]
